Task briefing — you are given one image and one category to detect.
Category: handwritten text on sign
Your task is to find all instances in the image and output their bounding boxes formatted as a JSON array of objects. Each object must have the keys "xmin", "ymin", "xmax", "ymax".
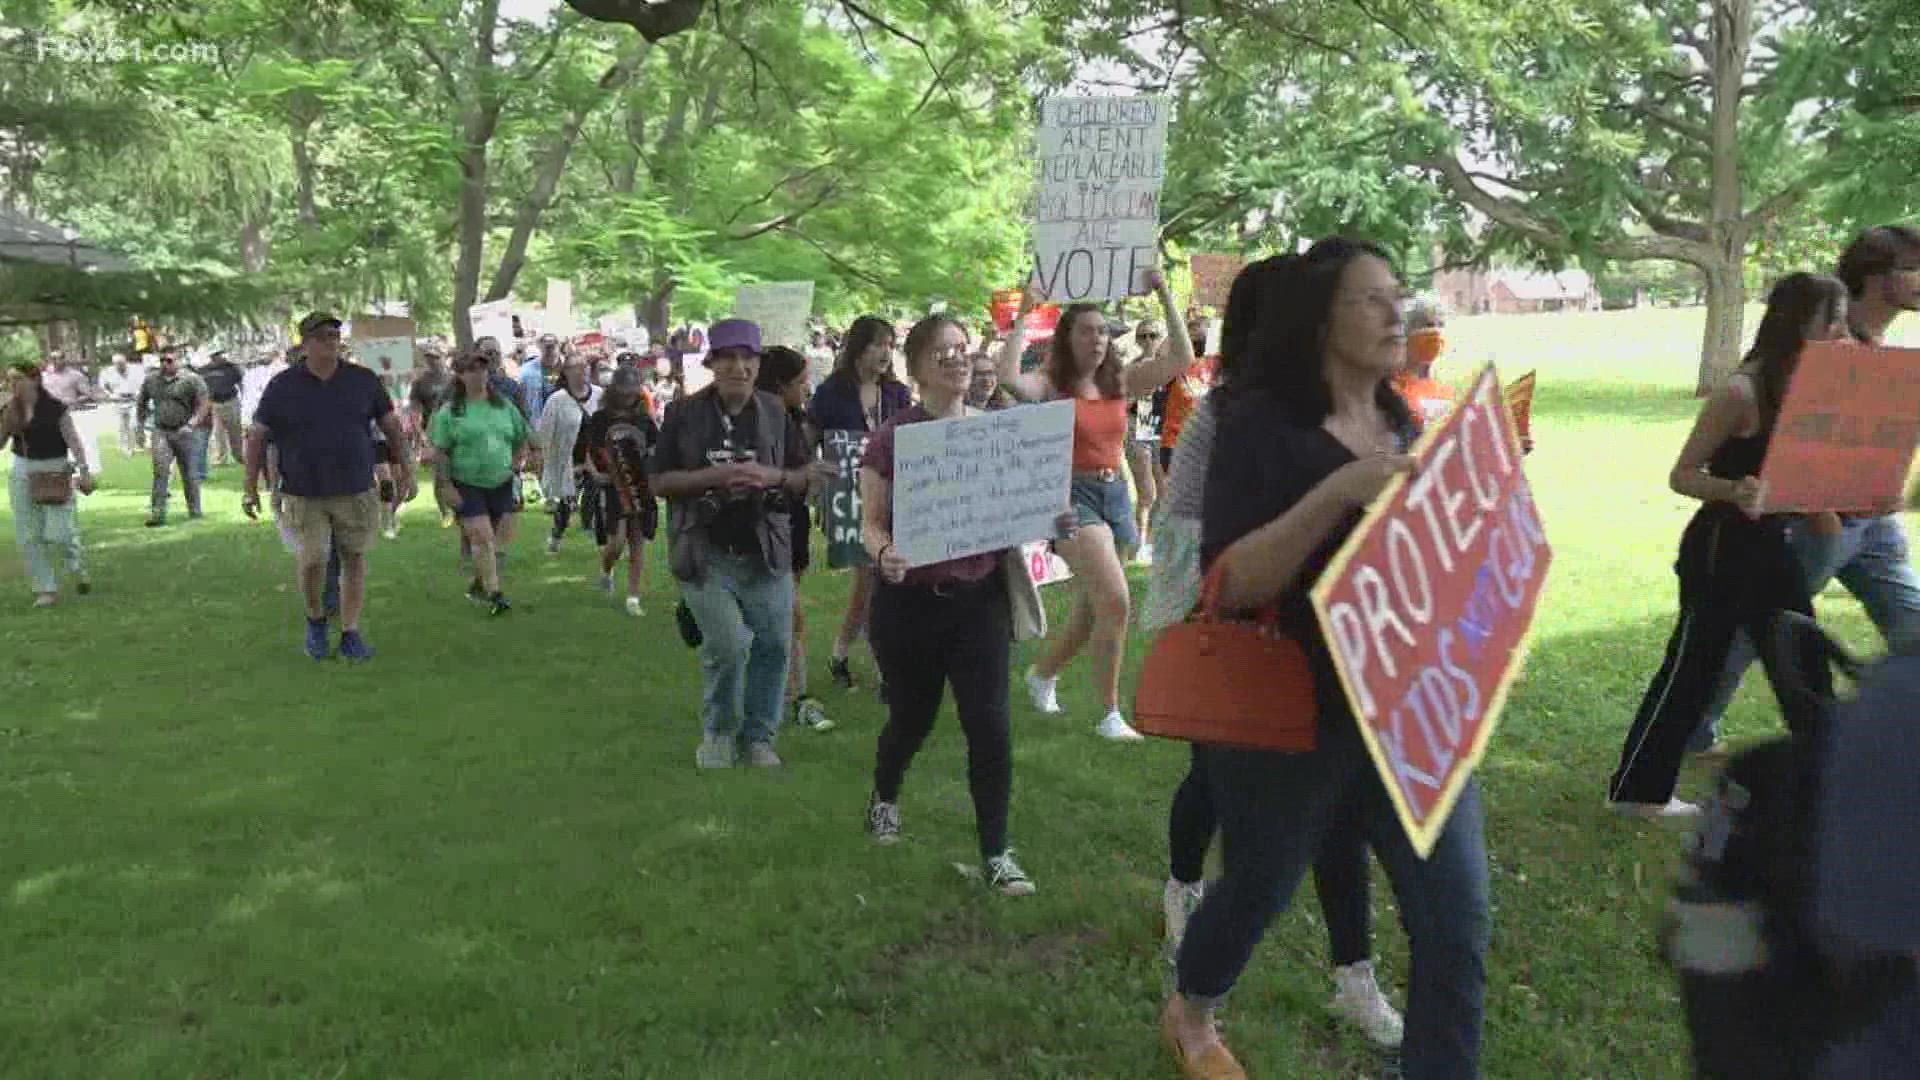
[
  {"xmin": 1313, "ymin": 366, "xmax": 1551, "ymax": 858},
  {"xmin": 823, "ymin": 429, "xmax": 870, "ymax": 569},
  {"xmin": 1029, "ymin": 97, "xmax": 1168, "ymax": 303},
  {"xmin": 1190, "ymin": 254, "xmax": 1246, "ymax": 310},
  {"xmin": 892, "ymin": 401, "xmax": 1074, "ymax": 567},
  {"xmin": 1758, "ymin": 343, "xmax": 1920, "ymax": 513},
  {"xmin": 735, "ymin": 281, "xmax": 815, "ymax": 350}
]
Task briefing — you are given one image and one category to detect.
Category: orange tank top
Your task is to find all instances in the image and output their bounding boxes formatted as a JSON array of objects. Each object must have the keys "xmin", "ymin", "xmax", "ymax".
[{"xmin": 1071, "ymin": 397, "xmax": 1129, "ymax": 471}]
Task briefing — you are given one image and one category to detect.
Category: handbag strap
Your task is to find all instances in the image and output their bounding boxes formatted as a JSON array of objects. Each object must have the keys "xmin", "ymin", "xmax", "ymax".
[{"xmin": 1195, "ymin": 558, "xmax": 1279, "ymax": 626}]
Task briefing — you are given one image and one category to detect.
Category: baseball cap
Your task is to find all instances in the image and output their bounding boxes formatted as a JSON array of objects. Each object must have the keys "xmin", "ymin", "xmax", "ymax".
[
  {"xmin": 299, "ymin": 311, "xmax": 342, "ymax": 335},
  {"xmin": 707, "ymin": 319, "xmax": 762, "ymax": 357}
]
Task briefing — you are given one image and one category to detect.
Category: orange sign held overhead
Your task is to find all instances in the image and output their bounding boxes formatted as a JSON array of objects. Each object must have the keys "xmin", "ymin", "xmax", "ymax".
[
  {"xmin": 1758, "ymin": 343, "xmax": 1920, "ymax": 514},
  {"xmin": 1503, "ymin": 371, "xmax": 1536, "ymax": 453}
]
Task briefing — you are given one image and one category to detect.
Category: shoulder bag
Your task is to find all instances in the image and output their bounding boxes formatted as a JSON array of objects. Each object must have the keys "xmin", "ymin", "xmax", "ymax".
[{"xmin": 1132, "ymin": 559, "xmax": 1318, "ymax": 752}]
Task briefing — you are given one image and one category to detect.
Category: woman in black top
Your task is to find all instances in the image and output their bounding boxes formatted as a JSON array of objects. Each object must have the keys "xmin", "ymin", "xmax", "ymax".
[
  {"xmin": 576, "ymin": 366, "xmax": 659, "ymax": 616},
  {"xmin": 3, "ymin": 364, "xmax": 96, "ymax": 606},
  {"xmin": 1607, "ymin": 273, "xmax": 1849, "ymax": 816},
  {"xmin": 758, "ymin": 346, "xmax": 835, "ymax": 732},
  {"xmin": 1162, "ymin": 240, "xmax": 1489, "ymax": 1080}
]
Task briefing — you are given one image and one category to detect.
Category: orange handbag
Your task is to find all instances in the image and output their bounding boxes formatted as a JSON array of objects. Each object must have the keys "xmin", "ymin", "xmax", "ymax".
[{"xmin": 1133, "ymin": 561, "xmax": 1319, "ymax": 752}]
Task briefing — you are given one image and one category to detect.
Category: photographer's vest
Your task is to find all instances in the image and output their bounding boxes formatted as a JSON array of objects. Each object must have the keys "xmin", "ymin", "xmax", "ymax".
[{"xmin": 663, "ymin": 387, "xmax": 793, "ymax": 584}]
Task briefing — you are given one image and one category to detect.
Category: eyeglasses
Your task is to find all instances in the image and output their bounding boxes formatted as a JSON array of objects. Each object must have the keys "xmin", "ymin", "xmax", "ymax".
[{"xmin": 927, "ymin": 345, "xmax": 970, "ymax": 368}]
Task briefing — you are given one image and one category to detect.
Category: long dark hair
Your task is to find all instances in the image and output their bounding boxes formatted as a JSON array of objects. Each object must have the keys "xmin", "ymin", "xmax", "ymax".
[
  {"xmin": 448, "ymin": 349, "xmax": 502, "ymax": 416},
  {"xmin": 1216, "ymin": 237, "xmax": 1411, "ymax": 431},
  {"xmin": 832, "ymin": 315, "xmax": 900, "ymax": 384},
  {"xmin": 1047, "ymin": 304, "xmax": 1122, "ymax": 398},
  {"xmin": 1744, "ymin": 272, "xmax": 1848, "ymax": 420},
  {"xmin": 756, "ymin": 346, "xmax": 808, "ymax": 395}
]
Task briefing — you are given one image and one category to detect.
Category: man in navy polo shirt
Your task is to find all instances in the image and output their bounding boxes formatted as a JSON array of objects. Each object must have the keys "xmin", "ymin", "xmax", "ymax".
[{"xmin": 242, "ymin": 312, "xmax": 417, "ymax": 661}]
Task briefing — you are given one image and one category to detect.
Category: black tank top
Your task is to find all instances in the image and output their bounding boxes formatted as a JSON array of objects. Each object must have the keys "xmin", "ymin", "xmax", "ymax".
[
  {"xmin": 8, "ymin": 396, "xmax": 69, "ymax": 460},
  {"xmin": 1704, "ymin": 372, "xmax": 1773, "ymax": 483}
]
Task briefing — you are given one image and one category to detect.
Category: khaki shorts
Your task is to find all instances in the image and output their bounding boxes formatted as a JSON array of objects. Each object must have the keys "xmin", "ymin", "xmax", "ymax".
[{"xmin": 283, "ymin": 489, "xmax": 381, "ymax": 559}]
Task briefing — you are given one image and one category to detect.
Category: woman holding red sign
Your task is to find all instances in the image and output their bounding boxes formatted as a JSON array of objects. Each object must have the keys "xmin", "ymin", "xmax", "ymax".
[
  {"xmin": 1606, "ymin": 273, "xmax": 1848, "ymax": 817},
  {"xmin": 1159, "ymin": 239, "xmax": 1490, "ymax": 1080},
  {"xmin": 999, "ymin": 272, "xmax": 1194, "ymax": 741}
]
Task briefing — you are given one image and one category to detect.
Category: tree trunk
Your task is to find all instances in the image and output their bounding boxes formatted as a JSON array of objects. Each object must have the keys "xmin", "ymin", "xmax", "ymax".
[
  {"xmin": 641, "ymin": 273, "xmax": 675, "ymax": 343},
  {"xmin": 452, "ymin": 142, "xmax": 489, "ymax": 350},
  {"xmin": 485, "ymin": 40, "xmax": 652, "ymax": 303},
  {"xmin": 1696, "ymin": 0, "xmax": 1752, "ymax": 396},
  {"xmin": 289, "ymin": 123, "xmax": 318, "ymax": 225},
  {"xmin": 1696, "ymin": 258, "xmax": 1746, "ymax": 396},
  {"xmin": 239, "ymin": 218, "xmax": 269, "ymax": 273}
]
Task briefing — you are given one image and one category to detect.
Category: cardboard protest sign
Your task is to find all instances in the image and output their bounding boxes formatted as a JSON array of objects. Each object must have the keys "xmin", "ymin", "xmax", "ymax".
[
  {"xmin": 1503, "ymin": 371, "xmax": 1536, "ymax": 448},
  {"xmin": 1029, "ymin": 96, "xmax": 1168, "ymax": 303},
  {"xmin": 1758, "ymin": 343, "xmax": 1920, "ymax": 513},
  {"xmin": 1190, "ymin": 254, "xmax": 1246, "ymax": 310},
  {"xmin": 735, "ymin": 282, "xmax": 815, "ymax": 349},
  {"xmin": 545, "ymin": 279, "xmax": 575, "ymax": 337},
  {"xmin": 822, "ymin": 429, "xmax": 870, "ymax": 569},
  {"xmin": 892, "ymin": 401, "xmax": 1074, "ymax": 567},
  {"xmin": 1021, "ymin": 540, "xmax": 1072, "ymax": 586},
  {"xmin": 468, "ymin": 300, "xmax": 514, "ymax": 349},
  {"xmin": 1312, "ymin": 366, "xmax": 1551, "ymax": 857}
]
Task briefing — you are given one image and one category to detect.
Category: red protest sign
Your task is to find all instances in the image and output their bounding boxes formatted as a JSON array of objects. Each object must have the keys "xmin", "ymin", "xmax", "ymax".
[
  {"xmin": 1312, "ymin": 366, "xmax": 1551, "ymax": 857},
  {"xmin": 1757, "ymin": 342, "xmax": 1920, "ymax": 513},
  {"xmin": 988, "ymin": 289, "xmax": 1063, "ymax": 338},
  {"xmin": 1190, "ymin": 254, "xmax": 1247, "ymax": 310}
]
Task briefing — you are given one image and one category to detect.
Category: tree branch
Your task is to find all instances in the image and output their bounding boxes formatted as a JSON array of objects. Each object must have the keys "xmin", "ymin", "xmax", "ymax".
[
  {"xmin": 1621, "ymin": 185, "xmax": 1711, "ymax": 243},
  {"xmin": 410, "ymin": 30, "xmax": 460, "ymax": 102},
  {"xmin": 559, "ymin": 0, "xmax": 705, "ymax": 41},
  {"xmin": 515, "ymin": 13, "xmax": 581, "ymax": 85},
  {"xmin": 1748, "ymin": 174, "xmax": 1819, "ymax": 227},
  {"xmin": 1629, "ymin": 99, "xmax": 1712, "ymax": 147},
  {"xmin": 1422, "ymin": 153, "xmax": 1713, "ymax": 266},
  {"xmin": 782, "ymin": 225, "xmax": 889, "ymax": 291}
]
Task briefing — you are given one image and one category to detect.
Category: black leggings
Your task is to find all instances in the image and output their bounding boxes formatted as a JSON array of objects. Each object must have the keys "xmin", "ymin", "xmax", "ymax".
[
  {"xmin": 551, "ymin": 494, "xmax": 574, "ymax": 541},
  {"xmin": 870, "ymin": 578, "xmax": 1013, "ymax": 861},
  {"xmin": 1170, "ymin": 743, "xmax": 1373, "ymax": 968}
]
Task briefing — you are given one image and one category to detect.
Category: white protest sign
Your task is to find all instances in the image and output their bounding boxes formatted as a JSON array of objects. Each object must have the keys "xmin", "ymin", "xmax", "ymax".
[
  {"xmin": 1029, "ymin": 96, "xmax": 1168, "ymax": 303},
  {"xmin": 468, "ymin": 300, "xmax": 514, "ymax": 348},
  {"xmin": 734, "ymin": 282, "xmax": 815, "ymax": 349},
  {"xmin": 892, "ymin": 401, "xmax": 1074, "ymax": 567},
  {"xmin": 356, "ymin": 337, "xmax": 413, "ymax": 376},
  {"xmin": 546, "ymin": 279, "xmax": 575, "ymax": 337}
]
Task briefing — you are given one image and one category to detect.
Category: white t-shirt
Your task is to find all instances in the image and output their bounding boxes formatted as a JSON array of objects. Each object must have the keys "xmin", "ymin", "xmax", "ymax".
[{"xmin": 99, "ymin": 364, "xmax": 145, "ymax": 402}]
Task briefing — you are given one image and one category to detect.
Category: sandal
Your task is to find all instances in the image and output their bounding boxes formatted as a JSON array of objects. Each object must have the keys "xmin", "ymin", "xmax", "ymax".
[{"xmin": 1161, "ymin": 998, "xmax": 1247, "ymax": 1080}]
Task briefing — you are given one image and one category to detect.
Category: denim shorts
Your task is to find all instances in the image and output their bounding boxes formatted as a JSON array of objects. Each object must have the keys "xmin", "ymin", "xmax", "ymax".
[
  {"xmin": 454, "ymin": 480, "xmax": 516, "ymax": 522},
  {"xmin": 1069, "ymin": 472, "xmax": 1137, "ymax": 549}
]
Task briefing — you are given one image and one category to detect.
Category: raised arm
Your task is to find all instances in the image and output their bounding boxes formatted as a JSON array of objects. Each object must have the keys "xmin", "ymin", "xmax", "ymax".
[
  {"xmin": 1121, "ymin": 272, "xmax": 1193, "ymax": 398},
  {"xmin": 997, "ymin": 290, "xmax": 1055, "ymax": 403}
]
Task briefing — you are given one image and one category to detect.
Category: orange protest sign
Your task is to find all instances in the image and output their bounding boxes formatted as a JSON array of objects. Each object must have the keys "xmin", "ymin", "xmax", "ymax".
[
  {"xmin": 1503, "ymin": 371, "xmax": 1536, "ymax": 449},
  {"xmin": 1189, "ymin": 254, "xmax": 1246, "ymax": 310},
  {"xmin": 1758, "ymin": 343, "xmax": 1920, "ymax": 513}
]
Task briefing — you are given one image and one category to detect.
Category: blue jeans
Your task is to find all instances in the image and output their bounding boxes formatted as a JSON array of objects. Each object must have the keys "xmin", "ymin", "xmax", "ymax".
[
  {"xmin": 1696, "ymin": 516, "xmax": 1920, "ymax": 749},
  {"xmin": 678, "ymin": 551, "xmax": 794, "ymax": 745},
  {"xmin": 192, "ymin": 426, "xmax": 211, "ymax": 481},
  {"xmin": 1175, "ymin": 714, "xmax": 1489, "ymax": 1079}
]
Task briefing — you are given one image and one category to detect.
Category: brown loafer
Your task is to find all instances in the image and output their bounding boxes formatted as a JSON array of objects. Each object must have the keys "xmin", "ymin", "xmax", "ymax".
[{"xmin": 1161, "ymin": 999, "xmax": 1248, "ymax": 1080}]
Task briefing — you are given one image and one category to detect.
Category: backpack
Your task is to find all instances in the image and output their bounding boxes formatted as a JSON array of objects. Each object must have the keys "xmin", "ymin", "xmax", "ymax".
[{"xmin": 1666, "ymin": 613, "xmax": 1917, "ymax": 1079}]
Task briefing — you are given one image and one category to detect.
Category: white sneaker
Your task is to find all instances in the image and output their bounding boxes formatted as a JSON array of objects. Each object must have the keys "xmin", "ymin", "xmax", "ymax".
[
  {"xmin": 382, "ymin": 526, "xmax": 398, "ymax": 541},
  {"xmin": 1096, "ymin": 710, "xmax": 1145, "ymax": 741},
  {"xmin": 1162, "ymin": 878, "xmax": 1205, "ymax": 956},
  {"xmin": 1610, "ymin": 797, "xmax": 1703, "ymax": 820},
  {"xmin": 597, "ymin": 573, "xmax": 614, "ymax": 595},
  {"xmin": 985, "ymin": 850, "xmax": 1036, "ymax": 897},
  {"xmin": 1025, "ymin": 666, "xmax": 1062, "ymax": 714},
  {"xmin": 1330, "ymin": 961, "xmax": 1405, "ymax": 1049},
  {"xmin": 1134, "ymin": 542, "xmax": 1155, "ymax": 565},
  {"xmin": 546, "ymin": 536, "xmax": 562, "ymax": 555},
  {"xmin": 695, "ymin": 735, "xmax": 736, "ymax": 769},
  {"xmin": 625, "ymin": 596, "xmax": 644, "ymax": 617}
]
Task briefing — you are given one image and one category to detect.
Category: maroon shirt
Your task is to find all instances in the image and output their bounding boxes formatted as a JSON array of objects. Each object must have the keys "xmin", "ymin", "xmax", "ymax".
[{"xmin": 865, "ymin": 405, "xmax": 1001, "ymax": 586}]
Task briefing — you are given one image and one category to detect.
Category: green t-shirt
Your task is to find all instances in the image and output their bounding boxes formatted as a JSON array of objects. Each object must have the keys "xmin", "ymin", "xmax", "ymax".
[{"xmin": 429, "ymin": 397, "xmax": 529, "ymax": 488}]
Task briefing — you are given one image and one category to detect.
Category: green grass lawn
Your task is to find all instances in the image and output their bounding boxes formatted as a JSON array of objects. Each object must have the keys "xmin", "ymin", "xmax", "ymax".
[{"xmin": 1, "ymin": 307, "xmax": 1912, "ymax": 1079}]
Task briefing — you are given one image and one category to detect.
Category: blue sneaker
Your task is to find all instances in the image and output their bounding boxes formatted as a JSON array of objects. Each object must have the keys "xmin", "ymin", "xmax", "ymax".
[
  {"xmin": 338, "ymin": 630, "xmax": 374, "ymax": 662},
  {"xmin": 304, "ymin": 618, "xmax": 331, "ymax": 660}
]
